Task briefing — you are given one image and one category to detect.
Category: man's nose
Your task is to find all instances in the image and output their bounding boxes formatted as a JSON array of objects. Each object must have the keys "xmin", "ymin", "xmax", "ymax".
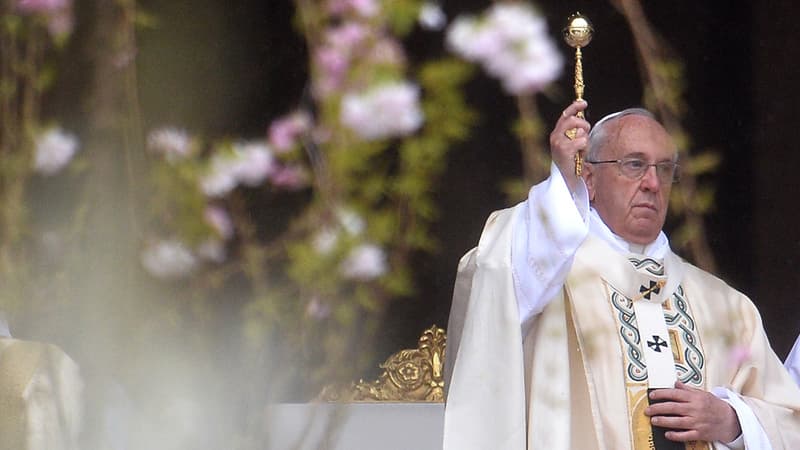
[{"xmin": 640, "ymin": 165, "xmax": 660, "ymax": 191}]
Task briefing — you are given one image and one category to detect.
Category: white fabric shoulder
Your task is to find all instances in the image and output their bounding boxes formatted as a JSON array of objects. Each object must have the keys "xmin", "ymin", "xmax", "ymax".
[{"xmin": 785, "ymin": 333, "xmax": 800, "ymax": 387}]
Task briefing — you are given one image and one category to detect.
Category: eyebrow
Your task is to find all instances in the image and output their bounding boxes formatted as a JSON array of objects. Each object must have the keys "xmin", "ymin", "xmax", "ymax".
[{"xmin": 620, "ymin": 151, "xmax": 675, "ymax": 163}]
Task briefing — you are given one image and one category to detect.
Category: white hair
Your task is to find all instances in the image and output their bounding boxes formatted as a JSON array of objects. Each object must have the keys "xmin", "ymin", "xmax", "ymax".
[{"xmin": 586, "ymin": 108, "xmax": 660, "ymax": 161}]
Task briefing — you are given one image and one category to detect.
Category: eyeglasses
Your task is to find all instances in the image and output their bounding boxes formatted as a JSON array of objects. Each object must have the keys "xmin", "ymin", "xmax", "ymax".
[{"xmin": 585, "ymin": 157, "xmax": 680, "ymax": 184}]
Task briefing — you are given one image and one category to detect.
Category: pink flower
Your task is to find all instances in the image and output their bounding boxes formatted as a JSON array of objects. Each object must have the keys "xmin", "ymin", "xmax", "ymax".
[
  {"xmin": 16, "ymin": 0, "xmax": 74, "ymax": 38},
  {"xmin": 348, "ymin": 0, "xmax": 379, "ymax": 17},
  {"xmin": 199, "ymin": 141, "xmax": 276, "ymax": 197},
  {"xmin": 327, "ymin": 0, "xmax": 378, "ymax": 18},
  {"xmin": 16, "ymin": 0, "xmax": 69, "ymax": 14},
  {"xmin": 419, "ymin": 2, "xmax": 446, "ymax": 31},
  {"xmin": 204, "ymin": 206, "xmax": 234, "ymax": 240},
  {"xmin": 336, "ymin": 209, "xmax": 365, "ymax": 236},
  {"xmin": 446, "ymin": 3, "xmax": 562, "ymax": 95},
  {"xmin": 315, "ymin": 47, "xmax": 349, "ymax": 80},
  {"xmin": 45, "ymin": 7, "xmax": 73, "ymax": 37},
  {"xmin": 313, "ymin": 228, "xmax": 339, "ymax": 255},
  {"xmin": 140, "ymin": 239, "xmax": 198, "ymax": 280},
  {"xmin": 368, "ymin": 37, "xmax": 405, "ymax": 66},
  {"xmin": 200, "ymin": 158, "xmax": 238, "ymax": 198},
  {"xmin": 325, "ymin": 22, "xmax": 370, "ymax": 49},
  {"xmin": 196, "ymin": 239, "xmax": 227, "ymax": 263},
  {"xmin": 270, "ymin": 164, "xmax": 309, "ymax": 191},
  {"xmin": 313, "ymin": 22, "xmax": 372, "ymax": 98},
  {"xmin": 305, "ymin": 297, "xmax": 331, "ymax": 320},
  {"xmin": 147, "ymin": 127, "xmax": 193, "ymax": 163},
  {"xmin": 340, "ymin": 81, "xmax": 424, "ymax": 140},
  {"xmin": 341, "ymin": 243, "xmax": 388, "ymax": 281},
  {"xmin": 33, "ymin": 127, "xmax": 79, "ymax": 176},
  {"xmin": 233, "ymin": 142, "xmax": 276, "ymax": 187},
  {"xmin": 268, "ymin": 111, "xmax": 312, "ymax": 153},
  {"xmin": 446, "ymin": 16, "xmax": 502, "ymax": 62}
]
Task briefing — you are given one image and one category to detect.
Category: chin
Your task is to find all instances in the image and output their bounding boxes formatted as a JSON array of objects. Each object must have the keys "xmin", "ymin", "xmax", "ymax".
[{"xmin": 626, "ymin": 225, "xmax": 661, "ymax": 245}]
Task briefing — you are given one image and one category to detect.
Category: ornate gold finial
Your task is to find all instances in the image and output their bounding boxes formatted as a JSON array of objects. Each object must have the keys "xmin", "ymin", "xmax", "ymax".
[
  {"xmin": 563, "ymin": 12, "xmax": 594, "ymax": 175},
  {"xmin": 318, "ymin": 325, "xmax": 447, "ymax": 402},
  {"xmin": 563, "ymin": 12, "xmax": 594, "ymax": 49}
]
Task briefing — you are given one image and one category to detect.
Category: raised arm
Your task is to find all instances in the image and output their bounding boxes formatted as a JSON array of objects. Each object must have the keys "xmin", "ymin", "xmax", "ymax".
[{"xmin": 512, "ymin": 101, "xmax": 592, "ymax": 326}]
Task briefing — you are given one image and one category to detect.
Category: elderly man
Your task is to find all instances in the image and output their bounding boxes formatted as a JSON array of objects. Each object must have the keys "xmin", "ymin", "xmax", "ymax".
[{"xmin": 443, "ymin": 101, "xmax": 800, "ymax": 450}]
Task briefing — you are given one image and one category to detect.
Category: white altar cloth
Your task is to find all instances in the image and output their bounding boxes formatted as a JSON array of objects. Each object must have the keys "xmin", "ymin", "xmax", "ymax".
[{"xmin": 266, "ymin": 403, "xmax": 444, "ymax": 449}]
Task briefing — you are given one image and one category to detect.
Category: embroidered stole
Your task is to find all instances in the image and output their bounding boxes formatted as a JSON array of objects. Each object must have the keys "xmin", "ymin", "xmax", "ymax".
[{"xmin": 565, "ymin": 235, "xmax": 710, "ymax": 450}]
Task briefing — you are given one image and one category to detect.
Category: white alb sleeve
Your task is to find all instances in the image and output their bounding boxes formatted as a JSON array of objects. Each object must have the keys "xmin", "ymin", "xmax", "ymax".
[
  {"xmin": 711, "ymin": 387, "xmax": 772, "ymax": 450},
  {"xmin": 785, "ymin": 334, "xmax": 800, "ymax": 387},
  {"xmin": 512, "ymin": 163, "xmax": 590, "ymax": 327}
]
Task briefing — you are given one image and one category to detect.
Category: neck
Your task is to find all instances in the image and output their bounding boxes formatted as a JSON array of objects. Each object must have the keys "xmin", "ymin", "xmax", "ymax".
[{"xmin": 588, "ymin": 208, "xmax": 668, "ymax": 258}]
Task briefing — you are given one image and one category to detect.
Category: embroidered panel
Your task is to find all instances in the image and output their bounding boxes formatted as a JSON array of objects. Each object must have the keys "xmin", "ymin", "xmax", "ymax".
[
  {"xmin": 609, "ymin": 285, "xmax": 705, "ymax": 387},
  {"xmin": 627, "ymin": 257, "xmax": 666, "ymax": 276}
]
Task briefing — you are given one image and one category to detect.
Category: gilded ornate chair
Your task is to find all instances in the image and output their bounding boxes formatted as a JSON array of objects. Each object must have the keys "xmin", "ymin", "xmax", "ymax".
[{"xmin": 319, "ymin": 325, "xmax": 446, "ymax": 402}]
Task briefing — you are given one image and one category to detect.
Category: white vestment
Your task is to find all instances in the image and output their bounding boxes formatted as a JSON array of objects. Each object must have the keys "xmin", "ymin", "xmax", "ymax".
[
  {"xmin": 786, "ymin": 335, "xmax": 800, "ymax": 386},
  {"xmin": 443, "ymin": 164, "xmax": 800, "ymax": 450},
  {"xmin": 0, "ymin": 317, "xmax": 83, "ymax": 450}
]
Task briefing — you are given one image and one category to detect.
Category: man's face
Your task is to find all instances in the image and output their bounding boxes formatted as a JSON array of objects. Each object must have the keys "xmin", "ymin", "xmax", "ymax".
[{"xmin": 584, "ymin": 115, "xmax": 676, "ymax": 245}]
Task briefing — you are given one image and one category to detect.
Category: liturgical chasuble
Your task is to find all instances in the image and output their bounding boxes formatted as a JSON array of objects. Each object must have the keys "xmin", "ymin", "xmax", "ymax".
[
  {"xmin": 0, "ymin": 338, "xmax": 82, "ymax": 450},
  {"xmin": 443, "ymin": 205, "xmax": 800, "ymax": 450}
]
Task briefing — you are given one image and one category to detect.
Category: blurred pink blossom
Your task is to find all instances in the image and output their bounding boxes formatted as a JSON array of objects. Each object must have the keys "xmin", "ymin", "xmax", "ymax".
[
  {"xmin": 349, "ymin": 0, "xmax": 378, "ymax": 17},
  {"xmin": 204, "ymin": 206, "xmax": 234, "ymax": 240},
  {"xmin": 313, "ymin": 228, "xmax": 339, "ymax": 255},
  {"xmin": 419, "ymin": 2, "xmax": 446, "ymax": 31},
  {"xmin": 268, "ymin": 111, "xmax": 312, "ymax": 152},
  {"xmin": 16, "ymin": 0, "xmax": 69, "ymax": 14},
  {"xmin": 147, "ymin": 127, "xmax": 193, "ymax": 163},
  {"xmin": 45, "ymin": 8, "xmax": 73, "ymax": 37},
  {"xmin": 327, "ymin": 0, "xmax": 378, "ymax": 17},
  {"xmin": 336, "ymin": 208, "xmax": 365, "ymax": 236},
  {"xmin": 446, "ymin": 3, "xmax": 562, "ymax": 95},
  {"xmin": 16, "ymin": 0, "xmax": 74, "ymax": 38},
  {"xmin": 200, "ymin": 141, "xmax": 276, "ymax": 197},
  {"xmin": 200, "ymin": 157, "xmax": 238, "ymax": 198},
  {"xmin": 33, "ymin": 127, "xmax": 79, "ymax": 176},
  {"xmin": 311, "ymin": 208, "xmax": 363, "ymax": 253},
  {"xmin": 140, "ymin": 239, "xmax": 198, "ymax": 280},
  {"xmin": 313, "ymin": 22, "xmax": 373, "ymax": 98},
  {"xmin": 340, "ymin": 81, "xmax": 424, "ymax": 140},
  {"xmin": 315, "ymin": 47, "xmax": 348, "ymax": 80},
  {"xmin": 341, "ymin": 243, "xmax": 388, "ymax": 281},
  {"xmin": 326, "ymin": 22, "xmax": 370, "ymax": 48},
  {"xmin": 112, "ymin": 46, "xmax": 138, "ymax": 69},
  {"xmin": 234, "ymin": 142, "xmax": 276, "ymax": 187},
  {"xmin": 270, "ymin": 164, "xmax": 309, "ymax": 191},
  {"xmin": 196, "ymin": 239, "xmax": 227, "ymax": 264},
  {"xmin": 368, "ymin": 38, "xmax": 405, "ymax": 66},
  {"xmin": 305, "ymin": 297, "xmax": 331, "ymax": 320}
]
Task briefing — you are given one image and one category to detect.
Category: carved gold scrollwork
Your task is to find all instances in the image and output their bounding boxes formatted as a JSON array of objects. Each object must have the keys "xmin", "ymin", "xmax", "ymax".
[{"xmin": 319, "ymin": 325, "xmax": 446, "ymax": 402}]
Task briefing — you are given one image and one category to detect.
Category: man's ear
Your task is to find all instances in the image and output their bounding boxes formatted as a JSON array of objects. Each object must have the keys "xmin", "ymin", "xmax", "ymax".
[{"xmin": 583, "ymin": 163, "xmax": 595, "ymax": 202}]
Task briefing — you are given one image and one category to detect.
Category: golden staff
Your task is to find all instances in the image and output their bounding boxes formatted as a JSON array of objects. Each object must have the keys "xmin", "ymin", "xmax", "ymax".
[{"xmin": 563, "ymin": 12, "xmax": 593, "ymax": 175}]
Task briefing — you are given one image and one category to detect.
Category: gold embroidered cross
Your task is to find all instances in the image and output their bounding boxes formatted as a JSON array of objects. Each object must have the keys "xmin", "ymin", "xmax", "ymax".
[{"xmin": 634, "ymin": 280, "xmax": 666, "ymax": 301}]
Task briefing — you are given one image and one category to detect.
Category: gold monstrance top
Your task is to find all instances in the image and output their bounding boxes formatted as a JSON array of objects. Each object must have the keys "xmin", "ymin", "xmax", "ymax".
[
  {"xmin": 563, "ymin": 13, "xmax": 593, "ymax": 49},
  {"xmin": 562, "ymin": 12, "xmax": 594, "ymax": 175}
]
